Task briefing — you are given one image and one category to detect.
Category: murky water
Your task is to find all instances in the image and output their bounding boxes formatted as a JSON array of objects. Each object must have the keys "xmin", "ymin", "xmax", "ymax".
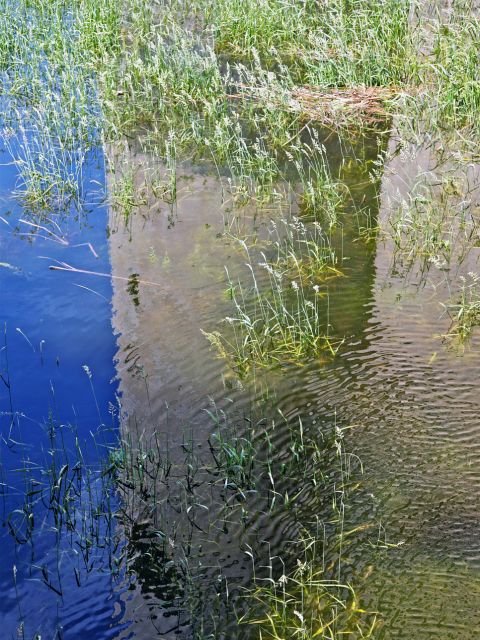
[{"xmin": 2, "ymin": 119, "xmax": 480, "ymax": 639}]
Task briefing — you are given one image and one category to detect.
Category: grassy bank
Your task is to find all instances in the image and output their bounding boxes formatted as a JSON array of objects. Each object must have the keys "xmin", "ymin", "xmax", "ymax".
[{"xmin": 1, "ymin": 0, "xmax": 479, "ymax": 212}]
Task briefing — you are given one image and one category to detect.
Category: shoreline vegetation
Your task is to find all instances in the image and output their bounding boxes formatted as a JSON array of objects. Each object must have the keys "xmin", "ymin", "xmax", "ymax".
[{"xmin": 1, "ymin": 0, "xmax": 480, "ymax": 637}]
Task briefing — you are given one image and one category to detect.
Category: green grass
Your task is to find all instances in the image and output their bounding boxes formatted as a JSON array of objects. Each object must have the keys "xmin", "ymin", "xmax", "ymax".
[
  {"xmin": 7, "ymin": 403, "xmax": 375, "ymax": 639},
  {"xmin": 241, "ymin": 534, "xmax": 378, "ymax": 639},
  {"xmin": 203, "ymin": 260, "xmax": 341, "ymax": 376},
  {"xmin": 2, "ymin": 0, "xmax": 479, "ymax": 219},
  {"xmin": 443, "ymin": 273, "xmax": 480, "ymax": 348},
  {"xmin": 3, "ymin": 0, "xmax": 480, "ymax": 635},
  {"xmin": 209, "ymin": 0, "xmax": 414, "ymax": 86},
  {"xmin": 417, "ymin": 3, "xmax": 480, "ymax": 132}
]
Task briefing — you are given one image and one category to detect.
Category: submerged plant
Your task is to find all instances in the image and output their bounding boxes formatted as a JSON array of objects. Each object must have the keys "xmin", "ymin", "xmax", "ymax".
[
  {"xmin": 236, "ymin": 415, "xmax": 378, "ymax": 639},
  {"xmin": 268, "ymin": 217, "xmax": 342, "ymax": 286},
  {"xmin": 208, "ymin": 410, "xmax": 257, "ymax": 494},
  {"xmin": 242, "ymin": 535, "xmax": 378, "ymax": 639},
  {"xmin": 110, "ymin": 169, "xmax": 147, "ymax": 226},
  {"xmin": 443, "ymin": 272, "xmax": 480, "ymax": 348},
  {"xmin": 2, "ymin": 118, "xmax": 92, "ymax": 216},
  {"xmin": 289, "ymin": 135, "xmax": 347, "ymax": 228}
]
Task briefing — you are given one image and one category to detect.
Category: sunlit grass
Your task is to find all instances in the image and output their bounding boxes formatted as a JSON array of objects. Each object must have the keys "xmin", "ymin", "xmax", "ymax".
[
  {"xmin": 443, "ymin": 273, "xmax": 480, "ymax": 348},
  {"xmin": 203, "ymin": 241, "xmax": 342, "ymax": 375},
  {"xmin": 242, "ymin": 535, "xmax": 378, "ymax": 640}
]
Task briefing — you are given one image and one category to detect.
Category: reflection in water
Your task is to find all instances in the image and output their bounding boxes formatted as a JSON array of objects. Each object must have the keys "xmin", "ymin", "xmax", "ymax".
[
  {"xmin": 127, "ymin": 273, "xmax": 141, "ymax": 307},
  {"xmin": 109, "ymin": 125, "xmax": 480, "ymax": 639},
  {"xmin": 2, "ymin": 104, "xmax": 479, "ymax": 637},
  {"xmin": 0, "ymin": 149, "xmax": 125, "ymax": 638},
  {"xmin": 108, "ymin": 132, "xmax": 385, "ymax": 636},
  {"xmin": 351, "ymin": 132, "xmax": 480, "ymax": 638}
]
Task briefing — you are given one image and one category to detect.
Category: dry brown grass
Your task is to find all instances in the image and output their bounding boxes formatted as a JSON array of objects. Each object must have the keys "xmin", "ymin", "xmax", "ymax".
[{"xmin": 231, "ymin": 83, "xmax": 399, "ymax": 126}]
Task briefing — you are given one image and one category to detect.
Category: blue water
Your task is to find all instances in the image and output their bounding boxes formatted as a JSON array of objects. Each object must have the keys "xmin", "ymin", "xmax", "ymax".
[{"xmin": 0, "ymin": 148, "xmax": 128, "ymax": 638}]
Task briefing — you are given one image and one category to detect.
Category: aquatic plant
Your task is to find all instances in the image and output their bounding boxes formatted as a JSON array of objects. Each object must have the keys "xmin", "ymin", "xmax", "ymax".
[
  {"xmin": 267, "ymin": 217, "xmax": 342, "ymax": 286},
  {"xmin": 242, "ymin": 534, "xmax": 378, "ymax": 640},
  {"xmin": 443, "ymin": 273, "xmax": 480, "ymax": 347},
  {"xmin": 110, "ymin": 169, "xmax": 146, "ymax": 226},
  {"xmin": 289, "ymin": 136, "xmax": 347, "ymax": 228},
  {"xmin": 3, "ymin": 123, "xmax": 88, "ymax": 214},
  {"xmin": 203, "ymin": 264, "xmax": 340, "ymax": 375},
  {"xmin": 208, "ymin": 412, "xmax": 257, "ymax": 494},
  {"xmin": 203, "ymin": 226, "xmax": 342, "ymax": 375},
  {"xmin": 5, "ymin": 390, "xmax": 375, "ymax": 639}
]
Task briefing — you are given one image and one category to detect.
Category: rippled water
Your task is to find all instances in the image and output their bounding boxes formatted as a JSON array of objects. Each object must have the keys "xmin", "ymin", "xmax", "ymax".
[
  {"xmin": 108, "ymin": 132, "xmax": 480, "ymax": 638},
  {"xmin": 2, "ymin": 121, "xmax": 480, "ymax": 638},
  {"xmin": 0, "ymin": 150, "xmax": 129, "ymax": 638}
]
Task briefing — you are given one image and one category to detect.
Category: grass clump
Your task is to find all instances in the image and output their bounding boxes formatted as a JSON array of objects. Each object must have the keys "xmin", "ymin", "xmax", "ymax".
[
  {"xmin": 204, "ymin": 199, "xmax": 348, "ymax": 375},
  {"xmin": 418, "ymin": 3, "xmax": 480, "ymax": 133},
  {"xmin": 208, "ymin": 412, "xmax": 256, "ymax": 494},
  {"xmin": 267, "ymin": 217, "xmax": 342, "ymax": 286},
  {"xmin": 209, "ymin": 0, "xmax": 413, "ymax": 87},
  {"xmin": 443, "ymin": 273, "xmax": 480, "ymax": 347},
  {"xmin": 288, "ymin": 135, "xmax": 348, "ymax": 227},
  {"xmin": 203, "ymin": 259, "xmax": 340, "ymax": 376},
  {"xmin": 0, "ymin": 0, "xmax": 114, "ymax": 215},
  {"xmin": 205, "ymin": 210, "xmax": 344, "ymax": 375},
  {"xmin": 110, "ymin": 168, "xmax": 148, "ymax": 226},
  {"xmin": 242, "ymin": 535, "xmax": 377, "ymax": 640},
  {"xmin": 102, "ymin": 24, "xmax": 227, "ymax": 138}
]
